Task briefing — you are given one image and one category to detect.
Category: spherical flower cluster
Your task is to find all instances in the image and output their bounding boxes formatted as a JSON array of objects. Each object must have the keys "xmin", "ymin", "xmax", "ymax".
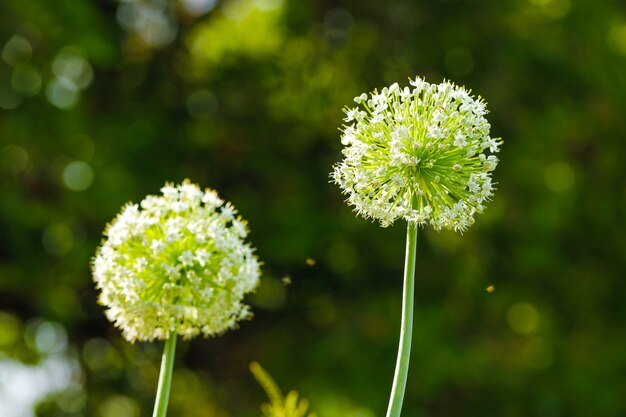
[
  {"xmin": 332, "ymin": 77, "xmax": 502, "ymax": 232},
  {"xmin": 92, "ymin": 181, "xmax": 261, "ymax": 342}
]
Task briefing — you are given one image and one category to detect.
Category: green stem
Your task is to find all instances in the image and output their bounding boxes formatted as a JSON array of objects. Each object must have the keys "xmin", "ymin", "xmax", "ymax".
[
  {"xmin": 152, "ymin": 334, "xmax": 177, "ymax": 417},
  {"xmin": 385, "ymin": 223, "xmax": 418, "ymax": 417}
]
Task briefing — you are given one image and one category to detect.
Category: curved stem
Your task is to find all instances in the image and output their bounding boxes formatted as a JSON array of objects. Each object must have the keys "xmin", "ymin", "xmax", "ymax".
[
  {"xmin": 152, "ymin": 334, "xmax": 177, "ymax": 417},
  {"xmin": 385, "ymin": 223, "xmax": 418, "ymax": 417}
]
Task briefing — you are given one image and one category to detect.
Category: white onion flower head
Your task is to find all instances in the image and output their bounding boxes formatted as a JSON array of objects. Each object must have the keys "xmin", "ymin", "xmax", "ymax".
[
  {"xmin": 92, "ymin": 181, "xmax": 261, "ymax": 342},
  {"xmin": 332, "ymin": 77, "xmax": 502, "ymax": 232}
]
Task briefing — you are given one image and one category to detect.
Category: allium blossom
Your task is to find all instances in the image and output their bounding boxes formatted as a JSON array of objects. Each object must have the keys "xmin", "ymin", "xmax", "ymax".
[
  {"xmin": 92, "ymin": 181, "xmax": 261, "ymax": 342},
  {"xmin": 332, "ymin": 77, "xmax": 502, "ymax": 232}
]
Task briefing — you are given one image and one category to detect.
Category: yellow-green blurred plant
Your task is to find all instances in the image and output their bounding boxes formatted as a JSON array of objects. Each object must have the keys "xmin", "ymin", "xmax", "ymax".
[{"xmin": 250, "ymin": 362, "xmax": 317, "ymax": 417}]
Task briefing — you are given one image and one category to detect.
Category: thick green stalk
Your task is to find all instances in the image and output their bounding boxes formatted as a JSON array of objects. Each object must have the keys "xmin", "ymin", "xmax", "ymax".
[
  {"xmin": 385, "ymin": 223, "xmax": 418, "ymax": 417},
  {"xmin": 152, "ymin": 334, "xmax": 177, "ymax": 417}
]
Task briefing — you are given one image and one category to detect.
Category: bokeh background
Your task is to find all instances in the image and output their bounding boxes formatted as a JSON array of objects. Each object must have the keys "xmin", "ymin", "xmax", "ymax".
[{"xmin": 1, "ymin": 0, "xmax": 625, "ymax": 416}]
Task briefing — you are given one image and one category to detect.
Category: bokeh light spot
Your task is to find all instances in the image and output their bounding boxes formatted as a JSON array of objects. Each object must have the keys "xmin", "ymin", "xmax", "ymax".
[
  {"xmin": 0, "ymin": 320, "xmax": 80, "ymax": 417},
  {"xmin": 63, "ymin": 161, "xmax": 94, "ymax": 191},
  {"xmin": 530, "ymin": 0, "xmax": 570, "ymax": 19},
  {"xmin": 83, "ymin": 338, "xmax": 113, "ymax": 372},
  {"xmin": 544, "ymin": 161, "xmax": 574, "ymax": 192},
  {"xmin": 188, "ymin": 0, "xmax": 285, "ymax": 64},
  {"xmin": 223, "ymin": 0, "xmax": 255, "ymax": 21},
  {"xmin": 181, "ymin": 0, "xmax": 216, "ymax": 16},
  {"xmin": 608, "ymin": 23, "xmax": 626, "ymax": 55},
  {"xmin": 47, "ymin": 285, "xmax": 81, "ymax": 320},
  {"xmin": 10, "ymin": 64, "xmax": 42, "ymax": 96},
  {"xmin": 2, "ymin": 145, "xmax": 29, "ymax": 175},
  {"xmin": 52, "ymin": 48, "xmax": 93, "ymax": 89},
  {"xmin": 99, "ymin": 395, "xmax": 139, "ymax": 417},
  {"xmin": 24, "ymin": 319, "xmax": 68, "ymax": 354},
  {"xmin": 324, "ymin": 8, "xmax": 354, "ymax": 45},
  {"xmin": 56, "ymin": 387, "xmax": 87, "ymax": 413},
  {"xmin": 34, "ymin": 322, "xmax": 68, "ymax": 354},
  {"xmin": 0, "ymin": 312, "xmax": 21, "ymax": 346},
  {"xmin": 2, "ymin": 36, "xmax": 32, "ymax": 66},
  {"xmin": 254, "ymin": 0, "xmax": 283, "ymax": 11},
  {"xmin": 42, "ymin": 223, "xmax": 74, "ymax": 256},
  {"xmin": 507, "ymin": 302, "xmax": 539, "ymax": 334},
  {"xmin": 46, "ymin": 78, "xmax": 80, "ymax": 109},
  {"xmin": 117, "ymin": 2, "xmax": 177, "ymax": 48}
]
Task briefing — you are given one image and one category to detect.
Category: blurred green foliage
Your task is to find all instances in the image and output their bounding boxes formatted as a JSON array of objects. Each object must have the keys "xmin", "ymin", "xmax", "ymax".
[{"xmin": 1, "ymin": 0, "xmax": 625, "ymax": 416}]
